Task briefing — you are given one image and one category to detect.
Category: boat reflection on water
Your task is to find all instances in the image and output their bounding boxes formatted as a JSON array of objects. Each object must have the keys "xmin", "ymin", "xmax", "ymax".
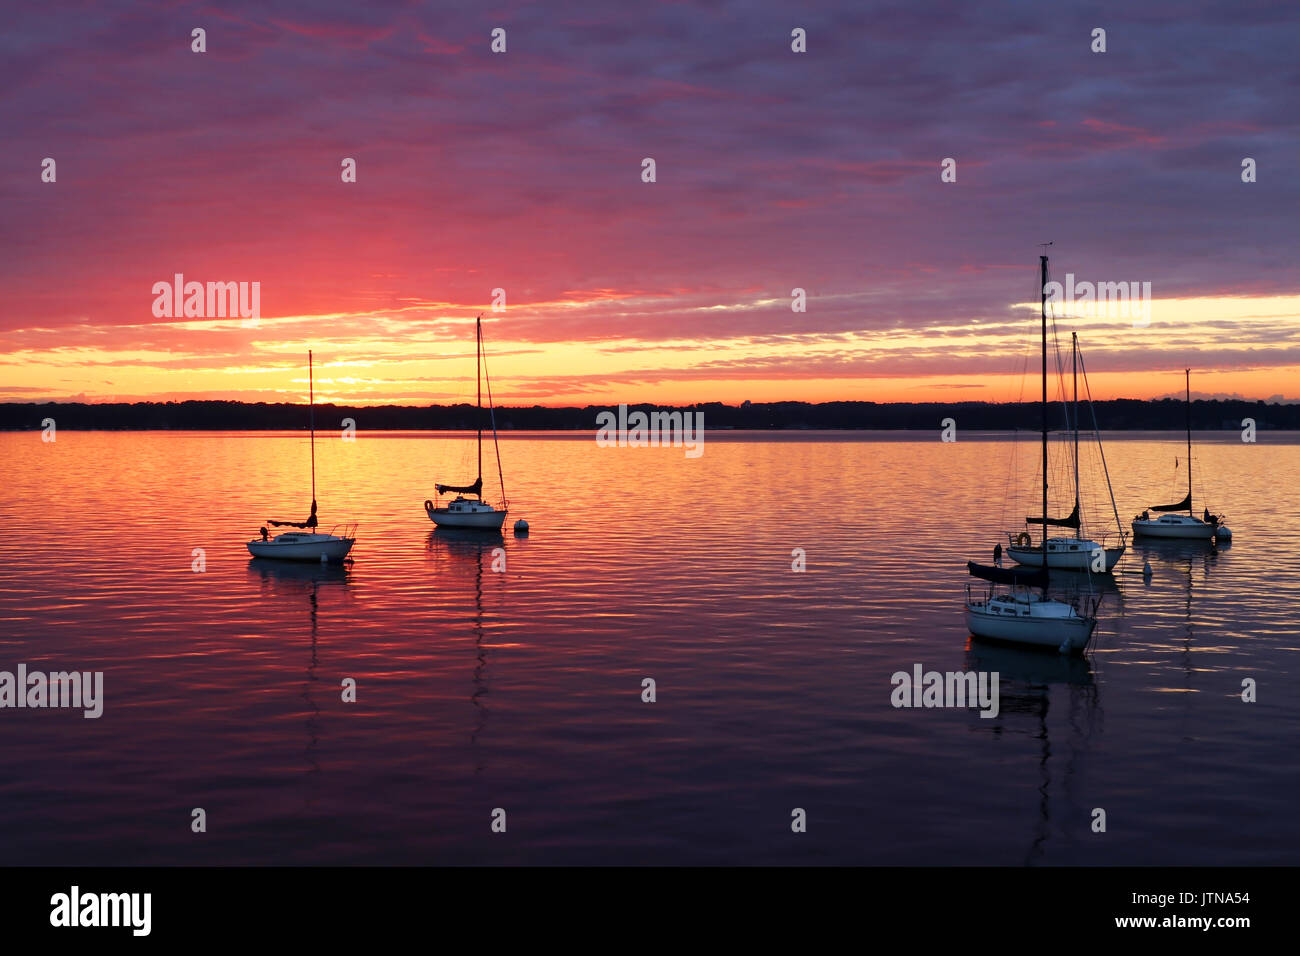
[
  {"xmin": 426, "ymin": 529, "xmax": 507, "ymax": 764},
  {"xmin": 967, "ymin": 641, "xmax": 1097, "ymax": 689},
  {"xmin": 965, "ymin": 640, "xmax": 1100, "ymax": 865},
  {"xmin": 1134, "ymin": 536, "xmax": 1228, "ymax": 571},
  {"xmin": 246, "ymin": 558, "xmax": 354, "ymax": 793},
  {"xmin": 1132, "ymin": 536, "xmax": 1226, "ymax": 686},
  {"xmin": 1133, "ymin": 536, "xmax": 1225, "ymax": 627},
  {"xmin": 427, "ymin": 526, "xmax": 505, "ymax": 549},
  {"xmin": 247, "ymin": 557, "xmax": 354, "ymax": 588}
]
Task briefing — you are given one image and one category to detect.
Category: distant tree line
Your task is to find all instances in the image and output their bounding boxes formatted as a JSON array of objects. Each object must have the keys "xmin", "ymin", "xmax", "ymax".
[{"xmin": 1, "ymin": 398, "xmax": 1294, "ymax": 431}]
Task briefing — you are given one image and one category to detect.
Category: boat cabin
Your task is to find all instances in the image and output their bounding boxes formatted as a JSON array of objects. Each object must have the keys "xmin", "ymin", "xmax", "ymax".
[{"xmin": 444, "ymin": 497, "xmax": 496, "ymax": 513}]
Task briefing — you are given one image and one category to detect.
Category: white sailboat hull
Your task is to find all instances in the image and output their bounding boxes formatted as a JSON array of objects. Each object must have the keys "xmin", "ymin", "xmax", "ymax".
[
  {"xmin": 426, "ymin": 499, "xmax": 507, "ymax": 530},
  {"xmin": 247, "ymin": 533, "xmax": 355, "ymax": 562},
  {"xmin": 1008, "ymin": 540, "xmax": 1125, "ymax": 571},
  {"xmin": 428, "ymin": 510, "xmax": 507, "ymax": 530},
  {"xmin": 965, "ymin": 597, "xmax": 1096, "ymax": 652},
  {"xmin": 1131, "ymin": 516, "xmax": 1214, "ymax": 539}
]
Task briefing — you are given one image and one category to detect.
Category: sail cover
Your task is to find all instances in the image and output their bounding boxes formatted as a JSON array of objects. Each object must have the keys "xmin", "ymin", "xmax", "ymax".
[
  {"xmin": 1151, "ymin": 493, "xmax": 1191, "ymax": 512},
  {"xmin": 436, "ymin": 477, "xmax": 482, "ymax": 497},
  {"xmin": 268, "ymin": 500, "xmax": 318, "ymax": 529},
  {"xmin": 1025, "ymin": 502, "xmax": 1080, "ymax": 528},
  {"xmin": 967, "ymin": 561, "xmax": 1048, "ymax": 589}
]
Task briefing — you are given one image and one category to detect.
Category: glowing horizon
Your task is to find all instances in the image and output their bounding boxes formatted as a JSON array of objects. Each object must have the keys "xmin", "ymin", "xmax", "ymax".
[{"xmin": 3, "ymin": 290, "xmax": 1298, "ymax": 406}]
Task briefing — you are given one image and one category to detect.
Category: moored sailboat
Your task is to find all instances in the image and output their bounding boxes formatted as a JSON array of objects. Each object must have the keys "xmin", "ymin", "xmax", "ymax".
[
  {"xmin": 247, "ymin": 351, "xmax": 357, "ymax": 562},
  {"xmin": 424, "ymin": 315, "xmax": 509, "ymax": 531},
  {"xmin": 965, "ymin": 253, "xmax": 1098, "ymax": 654},
  {"xmin": 1006, "ymin": 332, "xmax": 1126, "ymax": 571},
  {"xmin": 1131, "ymin": 369, "xmax": 1231, "ymax": 541}
]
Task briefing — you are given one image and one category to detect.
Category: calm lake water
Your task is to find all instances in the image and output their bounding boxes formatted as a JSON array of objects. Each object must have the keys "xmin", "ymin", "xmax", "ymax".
[{"xmin": 0, "ymin": 430, "xmax": 1296, "ymax": 865}]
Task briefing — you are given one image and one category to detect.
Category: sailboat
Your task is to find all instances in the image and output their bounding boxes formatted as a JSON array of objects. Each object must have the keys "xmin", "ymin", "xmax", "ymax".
[
  {"xmin": 1006, "ymin": 332, "xmax": 1126, "ymax": 571},
  {"xmin": 1131, "ymin": 369, "xmax": 1231, "ymax": 541},
  {"xmin": 965, "ymin": 254, "xmax": 1098, "ymax": 654},
  {"xmin": 424, "ymin": 315, "xmax": 509, "ymax": 531},
  {"xmin": 246, "ymin": 351, "xmax": 357, "ymax": 562}
]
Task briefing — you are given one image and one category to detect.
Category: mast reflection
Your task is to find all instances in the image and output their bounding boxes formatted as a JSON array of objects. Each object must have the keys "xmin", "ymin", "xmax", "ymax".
[
  {"xmin": 965, "ymin": 641, "xmax": 1100, "ymax": 865},
  {"xmin": 426, "ymin": 528, "xmax": 507, "ymax": 769},
  {"xmin": 247, "ymin": 559, "xmax": 353, "ymax": 796}
]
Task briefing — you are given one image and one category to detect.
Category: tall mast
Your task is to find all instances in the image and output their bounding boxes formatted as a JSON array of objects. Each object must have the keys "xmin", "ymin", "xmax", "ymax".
[
  {"xmin": 1040, "ymin": 255, "xmax": 1049, "ymax": 552},
  {"xmin": 1073, "ymin": 332, "xmax": 1080, "ymax": 538},
  {"xmin": 476, "ymin": 315, "xmax": 483, "ymax": 491},
  {"xmin": 1185, "ymin": 367, "xmax": 1192, "ymax": 514},
  {"xmin": 309, "ymin": 349, "xmax": 316, "ymax": 505},
  {"xmin": 481, "ymin": 320, "xmax": 508, "ymax": 510}
]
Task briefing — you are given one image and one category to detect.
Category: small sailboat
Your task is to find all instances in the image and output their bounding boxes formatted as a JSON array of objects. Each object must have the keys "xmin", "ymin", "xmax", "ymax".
[
  {"xmin": 1131, "ymin": 369, "xmax": 1231, "ymax": 541},
  {"xmin": 1006, "ymin": 332, "xmax": 1126, "ymax": 571},
  {"xmin": 424, "ymin": 315, "xmax": 509, "ymax": 531},
  {"xmin": 247, "ymin": 351, "xmax": 357, "ymax": 562},
  {"xmin": 965, "ymin": 562, "xmax": 1097, "ymax": 652},
  {"xmin": 966, "ymin": 253, "xmax": 1098, "ymax": 654}
]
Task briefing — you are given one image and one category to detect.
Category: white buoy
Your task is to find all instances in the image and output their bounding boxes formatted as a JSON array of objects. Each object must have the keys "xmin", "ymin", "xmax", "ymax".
[
  {"xmin": 321, "ymin": 552, "xmax": 328, "ymax": 564},
  {"xmin": 514, "ymin": 518, "xmax": 529, "ymax": 534},
  {"xmin": 1216, "ymin": 525, "xmax": 1232, "ymax": 540},
  {"xmin": 1143, "ymin": 561, "xmax": 1152, "ymax": 580}
]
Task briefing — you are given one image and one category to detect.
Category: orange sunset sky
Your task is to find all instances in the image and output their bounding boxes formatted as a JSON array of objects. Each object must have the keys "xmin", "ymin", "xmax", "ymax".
[{"xmin": 3, "ymin": 4, "xmax": 1297, "ymax": 407}]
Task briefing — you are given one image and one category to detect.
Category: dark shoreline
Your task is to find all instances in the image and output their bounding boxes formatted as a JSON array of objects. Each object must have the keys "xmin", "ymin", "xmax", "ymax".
[{"xmin": 3, "ymin": 397, "xmax": 1295, "ymax": 431}]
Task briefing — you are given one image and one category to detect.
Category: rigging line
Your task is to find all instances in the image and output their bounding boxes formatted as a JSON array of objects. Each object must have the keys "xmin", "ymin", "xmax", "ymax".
[
  {"xmin": 1004, "ymin": 273, "xmax": 1037, "ymax": 529},
  {"xmin": 1005, "ymin": 257, "xmax": 1052, "ymax": 530},
  {"xmin": 481, "ymin": 325, "xmax": 508, "ymax": 510},
  {"xmin": 476, "ymin": 317, "xmax": 483, "ymax": 486},
  {"xmin": 1048, "ymin": 306, "xmax": 1070, "ymax": 432},
  {"xmin": 1047, "ymin": 308, "xmax": 1072, "ymax": 519},
  {"xmin": 1078, "ymin": 347, "xmax": 1124, "ymax": 542},
  {"xmin": 309, "ymin": 349, "xmax": 315, "ymax": 505}
]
